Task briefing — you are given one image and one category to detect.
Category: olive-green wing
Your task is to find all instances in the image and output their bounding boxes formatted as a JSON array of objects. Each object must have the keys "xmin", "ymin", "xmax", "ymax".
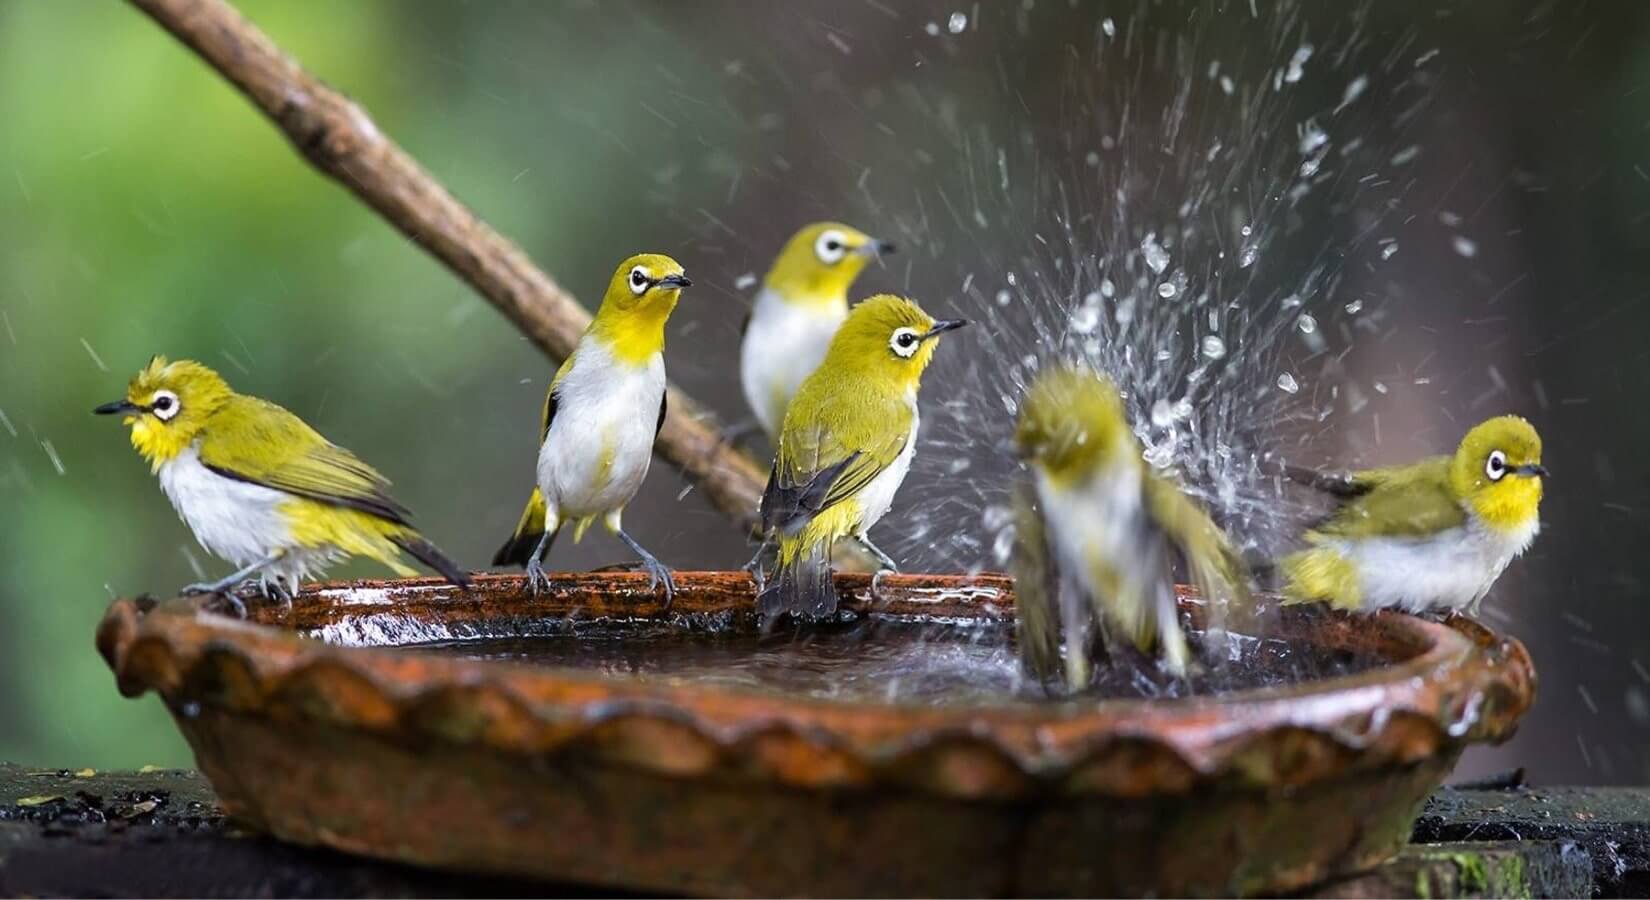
[
  {"xmin": 199, "ymin": 395, "xmax": 411, "ymax": 524},
  {"xmin": 1310, "ymin": 457, "xmax": 1465, "ymax": 538},
  {"xmin": 1008, "ymin": 480, "xmax": 1065, "ymax": 685},
  {"xmin": 760, "ymin": 405, "xmax": 910, "ymax": 536}
]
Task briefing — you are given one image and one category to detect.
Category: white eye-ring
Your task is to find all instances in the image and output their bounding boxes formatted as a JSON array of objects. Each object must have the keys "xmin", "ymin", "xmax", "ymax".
[
  {"xmin": 814, "ymin": 229, "xmax": 848, "ymax": 265},
  {"xmin": 890, "ymin": 327, "xmax": 921, "ymax": 358},
  {"xmin": 1485, "ymin": 449, "xmax": 1507, "ymax": 481},
  {"xmin": 151, "ymin": 389, "xmax": 180, "ymax": 421},
  {"xmin": 628, "ymin": 265, "xmax": 650, "ymax": 296}
]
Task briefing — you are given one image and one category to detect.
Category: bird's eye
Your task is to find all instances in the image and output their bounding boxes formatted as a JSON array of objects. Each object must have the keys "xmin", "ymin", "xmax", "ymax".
[
  {"xmin": 151, "ymin": 390, "xmax": 180, "ymax": 421},
  {"xmin": 1485, "ymin": 449, "xmax": 1508, "ymax": 481},
  {"xmin": 889, "ymin": 327, "xmax": 921, "ymax": 358},
  {"xmin": 628, "ymin": 266, "xmax": 650, "ymax": 295},
  {"xmin": 814, "ymin": 229, "xmax": 849, "ymax": 265}
]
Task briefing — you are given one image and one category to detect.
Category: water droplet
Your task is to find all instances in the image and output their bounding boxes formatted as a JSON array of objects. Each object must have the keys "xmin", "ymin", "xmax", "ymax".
[
  {"xmin": 1452, "ymin": 236, "xmax": 1478, "ymax": 258},
  {"xmin": 1219, "ymin": 75, "xmax": 1235, "ymax": 96},
  {"xmin": 924, "ymin": 21, "xmax": 940, "ymax": 36},
  {"xmin": 982, "ymin": 504, "xmax": 1014, "ymax": 532},
  {"xmin": 1114, "ymin": 296, "xmax": 1136, "ymax": 325},
  {"xmin": 947, "ymin": 11, "xmax": 967, "ymax": 33},
  {"xmin": 1344, "ymin": 299, "xmax": 1363, "ymax": 314},
  {"xmin": 1085, "ymin": 150, "xmax": 1100, "ymax": 167},
  {"xmin": 1284, "ymin": 44, "xmax": 1313, "ymax": 83},
  {"xmin": 1100, "ymin": 278, "xmax": 1115, "ymax": 299},
  {"xmin": 1070, "ymin": 303, "xmax": 1101, "ymax": 335},
  {"xmin": 1101, "ymin": 18, "xmax": 1116, "ymax": 37},
  {"xmin": 995, "ymin": 289, "xmax": 1012, "ymax": 306},
  {"xmin": 1157, "ymin": 282, "xmax": 1177, "ymax": 299},
  {"xmin": 1391, "ymin": 145, "xmax": 1420, "ymax": 166},
  {"xmin": 1141, "ymin": 234, "xmax": 1171, "ymax": 274},
  {"xmin": 1277, "ymin": 373, "xmax": 1300, "ymax": 394},
  {"xmin": 1381, "ymin": 242, "xmax": 1400, "ymax": 260},
  {"xmin": 734, "ymin": 272, "xmax": 757, "ymax": 290},
  {"xmin": 1150, "ymin": 399, "xmax": 1174, "ymax": 427},
  {"xmin": 1201, "ymin": 336, "xmax": 1227, "ymax": 359},
  {"xmin": 1238, "ymin": 245, "xmax": 1258, "ymax": 268},
  {"xmin": 992, "ymin": 526, "xmax": 1016, "ymax": 565},
  {"xmin": 1297, "ymin": 313, "xmax": 1318, "ymax": 334}
]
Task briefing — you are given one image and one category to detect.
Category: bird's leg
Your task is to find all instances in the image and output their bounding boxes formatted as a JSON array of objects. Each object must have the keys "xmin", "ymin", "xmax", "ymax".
[
  {"xmin": 181, "ymin": 551, "xmax": 283, "ymax": 619},
  {"xmin": 743, "ymin": 535, "xmax": 774, "ymax": 592},
  {"xmin": 617, "ymin": 528, "xmax": 676, "ymax": 609},
  {"xmin": 525, "ymin": 531, "xmax": 556, "ymax": 597},
  {"xmin": 857, "ymin": 535, "xmax": 900, "ymax": 601}
]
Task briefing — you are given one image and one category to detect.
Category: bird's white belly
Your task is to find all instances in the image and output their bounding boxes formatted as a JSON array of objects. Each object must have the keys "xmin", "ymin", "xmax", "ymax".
[
  {"xmin": 1334, "ymin": 516, "xmax": 1538, "ymax": 613},
  {"xmin": 853, "ymin": 409, "xmax": 918, "ymax": 536},
  {"xmin": 158, "ymin": 446, "xmax": 298, "ymax": 569},
  {"xmin": 740, "ymin": 288, "xmax": 846, "ymax": 436},
  {"xmin": 537, "ymin": 342, "xmax": 664, "ymax": 522},
  {"xmin": 1034, "ymin": 460, "xmax": 1155, "ymax": 598}
]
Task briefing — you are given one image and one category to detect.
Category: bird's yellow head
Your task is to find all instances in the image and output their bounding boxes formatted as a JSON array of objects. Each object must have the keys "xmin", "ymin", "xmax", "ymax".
[
  {"xmin": 94, "ymin": 356, "xmax": 233, "ymax": 469},
  {"xmin": 764, "ymin": 222, "xmax": 894, "ymax": 304},
  {"xmin": 819, "ymin": 294, "xmax": 967, "ymax": 393},
  {"xmin": 591, "ymin": 253, "xmax": 692, "ymax": 364},
  {"xmin": 1449, "ymin": 415, "xmax": 1546, "ymax": 532},
  {"xmin": 1015, "ymin": 363, "xmax": 1133, "ymax": 483}
]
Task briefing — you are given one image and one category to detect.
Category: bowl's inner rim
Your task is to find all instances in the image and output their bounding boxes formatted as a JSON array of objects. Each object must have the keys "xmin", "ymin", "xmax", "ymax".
[{"xmin": 211, "ymin": 572, "xmax": 1467, "ymax": 717}]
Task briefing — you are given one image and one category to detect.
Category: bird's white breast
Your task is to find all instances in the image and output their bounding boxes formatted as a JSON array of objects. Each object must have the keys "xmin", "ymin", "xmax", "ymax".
[
  {"xmin": 851, "ymin": 403, "xmax": 918, "ymax": 536},
  {"xmin": 740, "ymin": 287, "xmax": 848, "ymax": 437},
  {"xmin": 158, "ymin": 444, "xmax": 294, "ymax": 569},
  {"xmin": 1333, "ymin": 514, "xmax": 1538, "ymax": 614},
  {"xmin": 537, "ymin": 338, "xmax": 665, "ymax": 520},
  {"xmin": 1033, "ymin": 457, "xmax": 1155, "ymax": 598}
]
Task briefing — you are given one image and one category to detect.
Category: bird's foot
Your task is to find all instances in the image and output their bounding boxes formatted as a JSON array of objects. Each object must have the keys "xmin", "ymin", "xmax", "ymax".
[
  {"xmin": 742, "ymin": 543, "xmax": 771, "ymax": 593},
  {"xmin": 637, "ymin": 556, "xmax": 677, "ymax": 609},
  {"xmin": 870, "ymin": 567, "xmax": 895, "ymax": 603},
  {"xmin": 181, "ymin": 579, "xmax": 256, "ymax": 618},
  {"xmin": 259, "ymin": 576, "xmax": 295, "ymax": 612},
  {"xmin": 525, "ymin": 558, "xmax": 551, "ymax": 596}
]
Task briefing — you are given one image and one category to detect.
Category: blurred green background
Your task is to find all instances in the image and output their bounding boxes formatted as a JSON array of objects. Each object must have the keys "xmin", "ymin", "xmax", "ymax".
[{"xmin": 3, "ymin": 1, "xmax": 1648, "ymax": 784}]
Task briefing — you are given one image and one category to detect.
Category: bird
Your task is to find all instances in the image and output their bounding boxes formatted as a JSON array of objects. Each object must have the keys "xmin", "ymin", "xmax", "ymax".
[
  {"xmin": 753, "ymin": 294, "xmax": 967, "ymax": 625},
  {"xmin": 94, "ymin": 357, "xmax": 470, "ymax": 615},
  {"xmin": 1280, "ymin": 415, "xmax": 1547, "ymax": 615},
  {"xmin": 740, "ymin": 222, "xmax": 895, "ymax": 442},
  {"xmin": 1010, "ymin": 363, "xmax": 1250, "ymax": 687},
  {"xmin": 492, "ymin": 253, "xmax": 691, "ymax": 603}
]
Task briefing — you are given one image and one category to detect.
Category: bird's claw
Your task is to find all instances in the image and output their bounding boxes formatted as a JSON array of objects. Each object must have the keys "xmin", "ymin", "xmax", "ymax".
[
  {"xmin": 870, "ymin": 567, "xmax": 895, "ymax": 602},
  {"xmin": 641, "ymin": 559, "xmax": 677, "ymax": 609},
  {"xmin": 525, "ymin": 559, "xmax": 551, "ymax": 596},
  {"xmin": 181, "ymin": 580, "xmax": 251, "ymax": 618}
]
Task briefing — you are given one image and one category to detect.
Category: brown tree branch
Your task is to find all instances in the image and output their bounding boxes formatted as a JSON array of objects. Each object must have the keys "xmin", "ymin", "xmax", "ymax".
[{"xmin": 126, "ymin": 0, "xmax": 765, "ymax": 535}]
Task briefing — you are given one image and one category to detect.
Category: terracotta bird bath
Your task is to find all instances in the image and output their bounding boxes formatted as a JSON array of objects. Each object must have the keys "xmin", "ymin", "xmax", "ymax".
[{"xmin": 96, "ymin": 572, "xmax": 1533, "ymax": 897}]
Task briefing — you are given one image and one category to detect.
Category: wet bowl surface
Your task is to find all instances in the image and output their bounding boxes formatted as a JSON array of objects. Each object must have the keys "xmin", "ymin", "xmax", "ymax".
[{"xmin": 96, "ymin": 572, "xmax": 1534, "ymax": 897}]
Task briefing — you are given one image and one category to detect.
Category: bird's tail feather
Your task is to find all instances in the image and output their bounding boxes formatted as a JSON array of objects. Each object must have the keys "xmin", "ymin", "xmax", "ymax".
[
  {"xmin": 758, "ymin": 540, "xmax": 836, "ymax": 626},
  {"xmin": 391, "ymin": 531, "xmax": 472, "ymax": 589},
  {"xmin": 493, "ymin": 487, "xmax": 549, "ymax": 567}
]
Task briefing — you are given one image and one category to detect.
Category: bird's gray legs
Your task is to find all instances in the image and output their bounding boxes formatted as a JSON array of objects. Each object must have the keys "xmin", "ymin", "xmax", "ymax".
[
  {"xmin": 182, "ymin": 551, "xmax": 284, "ymax": 618},
  {"xmin": 525, "ymin": 530, "xmax": 556, "ymax": 596},
  {"xmin": 857, "ymin": 535, "xmax": 899, "ymax": 600},
  {"xmin": 743, "ymin": 536, "xmax": 774, "ymax": 591},
  {"xmin": 618, "ymin": 528, "xmax": 676, "ymax": 607}
]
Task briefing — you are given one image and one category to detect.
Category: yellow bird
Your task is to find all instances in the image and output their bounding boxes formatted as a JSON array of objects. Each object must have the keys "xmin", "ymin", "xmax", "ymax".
[
  {"xmin": 95, "ymin": 357, "xmax": 470, "ymax": 615},
  {"xmin": 1011, "ymin": 363, "xmax": 1250, "ymax": 686},
  {"xmin": 1281, "ymin": 415, "xmax": 1547, "ymax": 614},
  {"xmin": 493, "ymin": 254, "xmax": 691, "ymax": 602},
  {"xmin": 755, "ymin": 294, "xmax": 967, "ymax": 624},
  {"xmin": 740, "ymin": 222, "xmax": 894, "ymax": 441}
]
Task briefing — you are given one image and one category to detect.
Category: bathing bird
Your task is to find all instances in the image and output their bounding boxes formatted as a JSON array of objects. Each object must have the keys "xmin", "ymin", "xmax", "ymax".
[
  {"xmin": 1280, "ymin": 415, "xmax": 1546, "ymax": 615},
  {"xmin": 1010, "ymin": 363, "xmax": 1250, "ymax": 687},
  {"xmin": 493, "ymin": 254, "xmax": 691, "ymax": 603},
  {"xmin": 740, "ymin": 222, "xmax": 894, "ymax": 442},
  {"xmin": 755, "ymin": 294, "xmax": 966, "ymax": 624},
  {"xmin": 95, "ymin": 357, "xmax": 470, "ymax": 614}
]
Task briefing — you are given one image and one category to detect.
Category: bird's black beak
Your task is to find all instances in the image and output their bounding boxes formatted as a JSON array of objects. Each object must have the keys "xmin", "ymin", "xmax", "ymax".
[
  {"xmin": 657, "ymin": 273, "xmax": 692, "ymax": 289},
  {"xmin": 923, "ymin": 319, "xmax": 970, "ymax": 339},
  {"xmin": 1516, "ymin": 463, "xmax": 1549, "ymax": 478},
  {"xmin": 858, "ymin": 239, "xmax": 897, "ymax": 257},
  {"xmin": 94, "ymin": 399, "xmax": 140, "ymax": 416}
]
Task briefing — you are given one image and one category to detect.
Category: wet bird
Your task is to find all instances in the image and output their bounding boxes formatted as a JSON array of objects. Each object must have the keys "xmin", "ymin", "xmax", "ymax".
[
  {"xmin": 754, "ymin": 294, "xmax": 966, "ymax": 624},
  {"xmin": 740, "ymin": 222, "xmax": 894, "ymax": 442},
  {"xmin": 493, "ymin": 254, "xmax": 691, "ymax": 603},
  {"xmin": 1010, "ymin": 364, "xmax": 1249, "ymax": 687},
  {"xmin": 95, "ymin": 357, "xmax": 470, "ymax": 615},
  {"xmin": 1280, "ymin": 415, "xmax": 1546, "ymax": 615}
]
